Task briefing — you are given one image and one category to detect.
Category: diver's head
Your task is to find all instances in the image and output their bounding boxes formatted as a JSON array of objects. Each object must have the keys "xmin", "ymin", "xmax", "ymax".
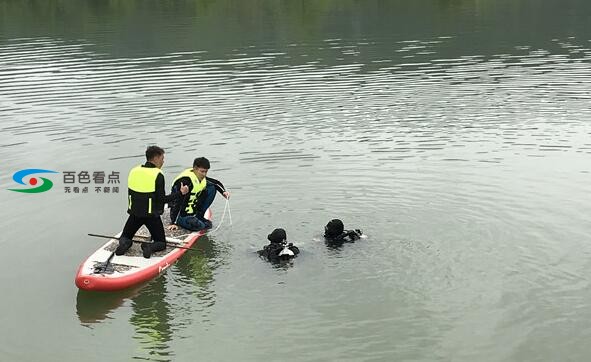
[
  {"xmin": 324, "ymin": 219, "xmax": 344, "ymax": 238},
  {"xmin": 267, "ymin": 228, "xmax": 287, "ymax": 244}
]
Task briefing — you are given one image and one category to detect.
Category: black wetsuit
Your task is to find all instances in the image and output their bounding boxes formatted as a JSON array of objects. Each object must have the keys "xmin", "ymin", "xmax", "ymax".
[
  {"xmin": 258, "ymin": 243, "xmax": 300, "ymax": 262},
  {"xmin": 324, "ymin": 229, "xmax": 363, "ymax": 246}
]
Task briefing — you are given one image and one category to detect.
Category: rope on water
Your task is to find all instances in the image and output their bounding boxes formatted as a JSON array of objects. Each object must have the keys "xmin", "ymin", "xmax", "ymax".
[
  {"xmin": 227, "ymin": 198, "xmax": 233, "ymax": 225},
  {"xmin": 209, "ymin": 198, "xmax": 232, "ymax": 234}
]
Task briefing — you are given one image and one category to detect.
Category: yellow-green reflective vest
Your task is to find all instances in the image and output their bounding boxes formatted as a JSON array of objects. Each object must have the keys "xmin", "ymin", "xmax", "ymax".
[
  {"xmin": 173, "ymin": 168, "xmax": 206, "ymax": 215},
  {"xmin": 127, "ymin": 165, "xmax": 162, "ymax": 217}
]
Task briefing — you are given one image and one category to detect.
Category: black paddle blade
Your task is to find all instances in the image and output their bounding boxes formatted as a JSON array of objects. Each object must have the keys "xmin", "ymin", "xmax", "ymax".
[
  {"xmin": 93, "ymin": 251, "xmax": 116, "ymax": 274},
  {"xmin": 93, "ymin": 262, "xmax": 115, "ymax": 274}
]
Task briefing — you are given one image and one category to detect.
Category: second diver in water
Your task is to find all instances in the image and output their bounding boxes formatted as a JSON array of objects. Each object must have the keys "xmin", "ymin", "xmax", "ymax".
[{"xmin": 323, "ymin": 219, "xmax": 363, "ymax": 246}]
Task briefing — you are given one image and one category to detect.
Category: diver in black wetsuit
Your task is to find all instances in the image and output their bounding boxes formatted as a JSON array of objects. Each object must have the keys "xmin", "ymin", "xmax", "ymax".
[
  {"xmin": 258, "ymin": 228, "xmax": 300, "ymax": 262},
  {"xmin": 323, "ymin": 219, "xmax": 363, "ymax": 246}
]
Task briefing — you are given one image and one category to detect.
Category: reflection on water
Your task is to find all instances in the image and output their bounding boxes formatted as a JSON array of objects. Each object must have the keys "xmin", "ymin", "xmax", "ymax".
[
  {"xmin": 166, "ymin": 236, "xmax": 230, "ymax": 329},
  {"xmin": 76, "ymin": 287, "xmax": 142, "ymax": 325},
  {"xmin": 130, "ymin": 278, "xmax": 174, "ymax": 362},
  {"xmin": 1, "ymin": 35, "xmax": 591, "ymax": 161}
]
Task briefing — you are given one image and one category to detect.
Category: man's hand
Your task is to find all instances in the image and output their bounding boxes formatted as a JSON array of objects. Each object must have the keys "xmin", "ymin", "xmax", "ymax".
[
  {"xmin": 223, "ymin": 191, "xmax": 230, "ymax": 199},
  {"xmin": 179, "ymin": 182, "xmax": 189, "ymax": 195},
  {"xmin": 167, "ymin": 224, "xmax": 179, "ymax": 231}
]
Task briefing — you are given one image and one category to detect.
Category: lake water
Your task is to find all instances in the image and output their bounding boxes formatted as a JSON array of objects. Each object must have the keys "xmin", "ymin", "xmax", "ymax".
[{"xmin": 1, "ymin": 1, "xmax": 591, "ymax": 361}]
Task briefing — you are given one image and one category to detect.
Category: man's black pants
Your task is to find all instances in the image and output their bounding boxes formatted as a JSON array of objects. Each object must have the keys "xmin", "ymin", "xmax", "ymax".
[{"xmin": 121, "ymin": 214, "xmax": 166, "ymax": 252}]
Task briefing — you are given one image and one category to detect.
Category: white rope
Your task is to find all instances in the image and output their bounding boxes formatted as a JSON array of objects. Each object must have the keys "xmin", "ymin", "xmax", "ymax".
[{"xmin": 209, "ymin": 198, "xmax": 232, "ymax": 234}]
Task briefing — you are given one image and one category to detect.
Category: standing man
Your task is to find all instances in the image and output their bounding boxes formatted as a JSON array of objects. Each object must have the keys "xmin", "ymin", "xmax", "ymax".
[
  {"xmin": 167, "ymin": 157, "xmax": 230, "ymax": 231},
  {"xmin": 115, "ymin": 146, "xmax": 189, "ymax": 258}
]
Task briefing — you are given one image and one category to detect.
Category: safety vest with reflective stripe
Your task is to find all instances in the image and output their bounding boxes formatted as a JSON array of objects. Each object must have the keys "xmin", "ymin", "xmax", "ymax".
[
  {"xmin": 127, "ymin": 165, "xmax": 162, "ymax": 217},
  {"xmin": 173, "ymin": 168, "xmax": 206, "ymax": 215}
]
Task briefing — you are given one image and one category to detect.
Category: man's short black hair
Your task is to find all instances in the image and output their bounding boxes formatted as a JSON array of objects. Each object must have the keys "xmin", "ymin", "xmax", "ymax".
[
  {"xmin": 193, "ymin": 157, "xmax": 210, "ymax": 169},
  {"xmin": 145, "ymin": 145, "xmax": 165, "ymax": 161}
]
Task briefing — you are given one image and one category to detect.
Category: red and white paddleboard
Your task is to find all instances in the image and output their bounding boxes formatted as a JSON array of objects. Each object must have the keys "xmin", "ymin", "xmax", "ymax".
[{"xmin": 75, "ymin": 210, "xmax": 211, "ymax": 291}]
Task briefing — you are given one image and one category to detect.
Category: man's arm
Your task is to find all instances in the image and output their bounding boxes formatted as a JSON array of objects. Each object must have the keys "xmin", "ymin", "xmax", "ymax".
[
  {"xmin": 206, "ymin": 176, "xmax": 230, "ymax": 199},
  {"xmin": 169, "ymin": 176, "xmax": 193, "ymax": 224},
  {"xmin": 155, "ymin": 173, "xmax": 168, "ymax": 205},
  {"xmin": 156, "ymin": 174, "xmax": 188, "ymax": 210}
]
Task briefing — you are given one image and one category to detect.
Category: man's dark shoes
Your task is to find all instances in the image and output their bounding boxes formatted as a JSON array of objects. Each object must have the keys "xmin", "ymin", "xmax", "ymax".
[
  {"xmin": 141, "ymin": 243, "xmax": 152, "ymax": 259},
  {"xmin": 115, "ymin": 237, "xmax": 133, "ymax": 255}
]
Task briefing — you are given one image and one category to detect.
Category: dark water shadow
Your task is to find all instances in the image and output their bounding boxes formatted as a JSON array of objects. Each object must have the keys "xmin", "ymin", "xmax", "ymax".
[
  {"xmin": 126, "ymin": 235, "xmax": 230, "ymax": 360},
  {"xmin": 76, "ymin": 284, "xmax": 144, "ymax": 325},
  {"xmin": 167, "ymin": 235, "xmax": 231, "ymax": 325},
  {"xmin": 129, "ymin": 277, "xmax": 174, "ymax": 361}
]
